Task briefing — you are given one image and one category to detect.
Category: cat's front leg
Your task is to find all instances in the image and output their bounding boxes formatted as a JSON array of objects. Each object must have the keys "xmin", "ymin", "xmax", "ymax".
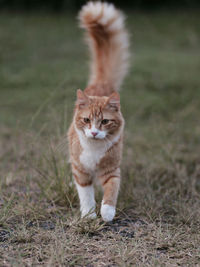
[
  {"xmin": 72, "ymin": 164, "xmax": 96, "ymax": 219},
  {"xmin": 99, "ymin": 168, "xmax": 120, "ymax": 222}
]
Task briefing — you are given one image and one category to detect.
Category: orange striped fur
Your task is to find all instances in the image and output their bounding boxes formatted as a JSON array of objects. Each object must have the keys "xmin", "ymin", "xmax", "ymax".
[{"xmin": 68, "ymin": 1, "xmax": 129, "ymax": 222}]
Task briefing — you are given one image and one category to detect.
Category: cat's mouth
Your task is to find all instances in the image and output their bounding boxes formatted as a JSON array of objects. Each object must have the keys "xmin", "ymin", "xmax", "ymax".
[
  {"xmin": 87, "ymin": 134, "xmax": 105, "ymax": 140},
  {"xmin": 84, "ymin": 128, "xmax": 106, "ymax": 140}
]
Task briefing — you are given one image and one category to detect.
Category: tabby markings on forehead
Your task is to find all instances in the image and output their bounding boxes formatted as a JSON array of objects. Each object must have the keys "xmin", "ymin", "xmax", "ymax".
[{"xmin": 75, "ymin": 126, "xmax": 120, "ymax": 171}]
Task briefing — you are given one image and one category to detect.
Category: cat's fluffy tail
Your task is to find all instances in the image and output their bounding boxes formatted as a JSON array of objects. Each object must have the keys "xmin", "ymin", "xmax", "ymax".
[{"xmin": 79, "ymin": 1, "xmax": 129, "ymax": 92}]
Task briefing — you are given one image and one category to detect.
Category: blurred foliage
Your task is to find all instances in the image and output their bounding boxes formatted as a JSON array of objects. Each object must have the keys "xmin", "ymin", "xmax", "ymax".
[{"xmin": 0, "ymin": 0, "xmax": 200, "ymax": 11}]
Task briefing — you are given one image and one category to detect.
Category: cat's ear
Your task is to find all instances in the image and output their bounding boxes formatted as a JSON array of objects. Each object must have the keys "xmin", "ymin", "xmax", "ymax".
[
  {"xmin": 106, "ymin": 92, "xmax": 120, "ymax": 111},
  {"xmin": 76, "ymin": 89, "xmax": 89, "ymax": 108}
]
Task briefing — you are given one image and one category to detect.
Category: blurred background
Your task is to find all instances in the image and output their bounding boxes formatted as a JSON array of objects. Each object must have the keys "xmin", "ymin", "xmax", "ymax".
[{"xmin": 0, "ymin": 0, "xmax": 200, "ymax": 11}]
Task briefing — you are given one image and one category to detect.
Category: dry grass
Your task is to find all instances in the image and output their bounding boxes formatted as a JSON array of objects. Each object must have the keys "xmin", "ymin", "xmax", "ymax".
[
  {"xmin": 0, "ymin": 10, "xmax": 200, "ymax": 266},
  {"xmin": 1, "ymin": 127, "xmax": 199, "ymax": 266}
]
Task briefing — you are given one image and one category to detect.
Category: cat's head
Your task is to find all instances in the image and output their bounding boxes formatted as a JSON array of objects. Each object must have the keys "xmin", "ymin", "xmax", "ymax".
[{"xmin": 74, "ymin": 89, "xmax": 124, "ymax": 140}]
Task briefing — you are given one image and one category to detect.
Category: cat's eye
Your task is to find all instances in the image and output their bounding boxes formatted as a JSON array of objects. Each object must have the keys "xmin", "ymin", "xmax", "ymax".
[
  {"xmin": 84, "ymin": 118, "xmax": 90, "ymax": 123},
  {"xmin": 101, "ymin": 119, "xmax": 109, "ymax": 125}
]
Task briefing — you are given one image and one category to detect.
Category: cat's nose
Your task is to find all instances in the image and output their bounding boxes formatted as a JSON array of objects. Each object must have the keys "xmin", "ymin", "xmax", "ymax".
[{"xmin": 91, "ymin": 132, "xmax": 98, "ymax": 137}]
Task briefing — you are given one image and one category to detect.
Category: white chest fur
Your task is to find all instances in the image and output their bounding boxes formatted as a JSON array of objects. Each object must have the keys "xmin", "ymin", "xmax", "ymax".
[
  {"xmin": 79, "ymin": 140, "xmax": 108, "ymax": 171},
  {"xmin": 76, "ymin": 128, "xmax": 119, "ymax": 172}
]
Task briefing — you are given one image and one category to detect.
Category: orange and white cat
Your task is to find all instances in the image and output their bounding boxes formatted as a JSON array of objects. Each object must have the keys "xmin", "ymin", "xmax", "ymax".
[{"xmin": 68, "ymin": 1, "xmax": 129, "ymax": 222}]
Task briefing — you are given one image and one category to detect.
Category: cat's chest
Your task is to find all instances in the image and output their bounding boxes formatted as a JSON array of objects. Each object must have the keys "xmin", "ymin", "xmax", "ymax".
[
  {"xmin": 79, "ymin": 142, "xmax": 108, "ymax": 171},
  {"xmin": 75, "ymin": 128, "xmax": 120, "ymax": 172}
]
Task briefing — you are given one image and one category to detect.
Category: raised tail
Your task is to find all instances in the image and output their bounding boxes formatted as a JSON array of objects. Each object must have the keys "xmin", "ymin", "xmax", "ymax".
[{"xmin": 79, "ymin": 1, "xmax": 129, "ymax": 95}]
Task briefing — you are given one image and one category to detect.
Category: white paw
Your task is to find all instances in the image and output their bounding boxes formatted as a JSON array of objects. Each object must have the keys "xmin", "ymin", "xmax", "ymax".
[
  {"xmin": 81, "ymin": 209, "xmax": 97, "ymax": 219},
  {"xmin": 101, "ymin": 204, "xmax": 116, "ymax": 222}
]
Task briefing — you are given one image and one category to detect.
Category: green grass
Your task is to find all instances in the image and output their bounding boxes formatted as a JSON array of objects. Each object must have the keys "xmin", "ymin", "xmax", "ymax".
[{"xmin": 0, "ymin": 9, "xmax": 200, "ymax": 266}]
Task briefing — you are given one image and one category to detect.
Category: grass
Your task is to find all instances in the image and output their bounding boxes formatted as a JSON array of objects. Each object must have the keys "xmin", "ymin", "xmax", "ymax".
[{"xmin": 0, "ymin": 9, "xmax": 200, "ymax": 266}]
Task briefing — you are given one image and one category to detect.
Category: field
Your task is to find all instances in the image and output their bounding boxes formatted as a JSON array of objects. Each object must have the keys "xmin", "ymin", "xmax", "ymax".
[{"xmin": 0, "ymin": 9, "xmax": 200, "ymax": 266}]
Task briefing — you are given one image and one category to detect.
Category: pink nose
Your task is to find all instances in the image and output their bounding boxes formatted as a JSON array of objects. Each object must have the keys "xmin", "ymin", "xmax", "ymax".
[{"xmin": 91, "ymin": 132, "xmax": 98, "ymax": 137}]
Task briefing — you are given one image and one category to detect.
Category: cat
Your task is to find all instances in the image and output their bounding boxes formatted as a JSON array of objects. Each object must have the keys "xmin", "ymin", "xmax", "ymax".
[{"xmin": 68, "ymin": 1, "xmax": 129, "ymax": 222}]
